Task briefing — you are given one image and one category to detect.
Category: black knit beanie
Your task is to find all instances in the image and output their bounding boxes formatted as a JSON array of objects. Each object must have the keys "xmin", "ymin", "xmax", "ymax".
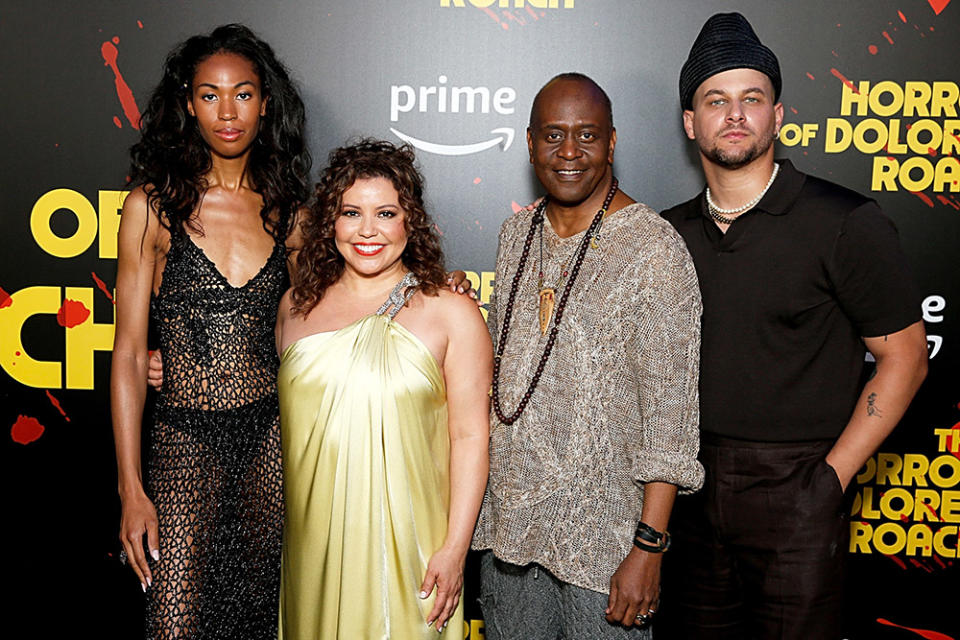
[{"xmin": 679, "ymin": 12, "xmax": 781, "ymax": 110}]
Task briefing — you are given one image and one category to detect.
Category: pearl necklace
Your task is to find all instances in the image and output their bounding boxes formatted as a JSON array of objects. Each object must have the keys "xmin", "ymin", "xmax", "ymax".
[{"xmin": 705, "ymin": 163, "xmax": 780, "ymax": 225}]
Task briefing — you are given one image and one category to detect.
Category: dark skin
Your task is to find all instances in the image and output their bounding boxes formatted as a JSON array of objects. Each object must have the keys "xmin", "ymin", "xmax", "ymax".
[{"xmin": 527, "ymin": 76, "xmax": 675, "ymax": 627}]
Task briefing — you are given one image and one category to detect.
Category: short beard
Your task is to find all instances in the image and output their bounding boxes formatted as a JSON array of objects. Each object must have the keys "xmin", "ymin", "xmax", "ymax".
[{"xmin": 699, "ymin": 129, "xmax": 775, "ymax": 170}]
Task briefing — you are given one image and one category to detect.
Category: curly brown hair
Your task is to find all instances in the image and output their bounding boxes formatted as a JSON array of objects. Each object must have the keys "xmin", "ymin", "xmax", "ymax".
[{"xmin": 291, "ymin": 139, "xmax": 447, "ymax": 315}]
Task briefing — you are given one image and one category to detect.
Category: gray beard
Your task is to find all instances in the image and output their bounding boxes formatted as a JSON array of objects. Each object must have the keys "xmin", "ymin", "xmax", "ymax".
[{"xmin": 699, "ymin": 130, "xmax": 775, "ymax": 169}]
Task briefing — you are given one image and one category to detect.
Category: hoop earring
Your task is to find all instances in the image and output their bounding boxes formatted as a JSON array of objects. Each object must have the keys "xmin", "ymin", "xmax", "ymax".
[{"xmin": 774, "ymin": 129, "xmax": 780, "ymax": 140}]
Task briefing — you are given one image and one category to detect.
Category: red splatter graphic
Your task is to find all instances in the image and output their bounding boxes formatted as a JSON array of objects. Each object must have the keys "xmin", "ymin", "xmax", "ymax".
[
  {"xmin": 899, "ymin": 10, "xmax": 908, "ymax": 22},
  {"xmin": 11, "ymin": 415, "xmax": 45, "ymax": 445},
  {"xmin": 0, "ymin": 286, "xmax": 12, "ymax": 309},
  {"xmin": 473, "ymin": 177, "xmax": 482, "ymax": 185},
  {"xmin": 511, "ymin": 201, "xmax": 523, "ymax": 214},
  {"xmin": 831, "ymin": 50, "xmax": 839, "ymax": 57},
  {"xmin": 15, "ymin": 351, "xmax": 20, "ymax": 356},
  {"xmin": 886, "ymin": 554, "xmax": 908, "ymax": 569},
  {"xmin": 525, "ymin": 6, "xmax": 538, "ymax": 20},
  {"xmin": 869, "ymin": 44, "xmax": 879, "ymax": 54},
  {"xmin": 909, "ymin": 558, "xmax": 934, "ymax": 572},
  {"xmin": 113, "ymin": 116, "xmax": 122, "ymax": 128},
  {"xmin": 111, "ymin": 36, "xmax": 119, "ymax": 44},
  {"xmin": 928, "ymin": 0, "xmax": 952, "ymax": 15},
  {"xmin": 878, "ymin": 618, "xmax": 955, "ymax": 640},
  {"xmin": 806, "ymin": 72, "xmax": 816, "ymax": 80},
  {"xmin": 923, "ymin": 501, "xmax": 942, "ymax": 520},
  {"xmin": 56, "ymin": 299, "xmax": 90, "ymax": 328},
  {"xmin": 928, "ymin": 147, "xmax": 938, "ymax": 156},
  {"xmin": 882, "ymin": 30, "xmax": 895, "ymax": 44},
  {"xmin": 137, "ymin": 20, "xmax": 144, "ymax": 29},
  {"xmin": 830, "ymin": 68, "xmax": 860, "ymax": 94},
  {"xmin": 91, "ymin": 271, "xmax": 116, "ymax": 304},
  {"xmin": 101, "ymin": 40, "xmax": 142, "ymax": 130},
  {"xmin": 45, "ymin": 390, "xmax": 71, "ymax": 423},
  {"xmin": 479, "ymin": 6, "xmax": 509, "ymax": 30},
  {"xmin": 790, "ymin": 107, "xmax": 798, "ymax": 114},
  {"xmin": 910, "ymin": 191, "xmax": 935, "ymax": 207}
]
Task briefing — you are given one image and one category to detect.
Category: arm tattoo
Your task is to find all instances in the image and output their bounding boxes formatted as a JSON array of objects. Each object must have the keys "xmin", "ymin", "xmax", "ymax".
[{"xmin": 866, "ymin": 392, "xmax": 883, "ymax": 418}]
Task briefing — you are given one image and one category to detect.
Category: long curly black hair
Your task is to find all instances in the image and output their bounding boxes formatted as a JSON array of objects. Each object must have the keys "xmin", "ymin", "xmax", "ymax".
[
  {"xmin": 128, "ymin": 23, "xmax": 311, "ymax": 241},
  {"xmin": 291, "ymin": 140, "xmax": 447, "ymax": 316}
]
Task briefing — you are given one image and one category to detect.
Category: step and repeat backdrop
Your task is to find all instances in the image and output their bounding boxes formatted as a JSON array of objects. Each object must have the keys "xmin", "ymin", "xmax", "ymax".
[{"xmin": 2, "ymin": 1, "xmax": 957, "ymax": 638}]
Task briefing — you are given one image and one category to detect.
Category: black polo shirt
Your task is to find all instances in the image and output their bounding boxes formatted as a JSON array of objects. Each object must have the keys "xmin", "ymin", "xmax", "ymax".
[{"xmin": 662, "ymin": 160, "xmax": 921, "ymax": 442}]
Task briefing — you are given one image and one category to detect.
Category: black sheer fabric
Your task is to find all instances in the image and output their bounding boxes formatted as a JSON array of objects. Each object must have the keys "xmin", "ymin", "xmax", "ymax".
[{"xmin": 145, "ymin": 228, "xmax": 287, "ymax": 639}]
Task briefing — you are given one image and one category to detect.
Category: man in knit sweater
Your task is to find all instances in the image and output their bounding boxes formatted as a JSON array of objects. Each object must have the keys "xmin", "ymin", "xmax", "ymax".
[
  {"xmin": 658, "ymin": 13, "xmax": 929, "ymax": 639},
  {"xmin": 472, "ymin": 73, "xmax": 704, "ymax": 638}
]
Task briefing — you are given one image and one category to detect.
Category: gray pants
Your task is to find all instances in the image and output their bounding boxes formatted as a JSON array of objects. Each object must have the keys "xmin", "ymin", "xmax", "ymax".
[{"xmin": 478, "ymin": 551, "xmax": 652, "ymax": 640}]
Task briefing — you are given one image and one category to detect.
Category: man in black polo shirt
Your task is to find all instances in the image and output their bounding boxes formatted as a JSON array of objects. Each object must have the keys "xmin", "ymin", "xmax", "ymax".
[{"xmin": 657, "ymin": 13, "xmax": 929, "ymax": 640}]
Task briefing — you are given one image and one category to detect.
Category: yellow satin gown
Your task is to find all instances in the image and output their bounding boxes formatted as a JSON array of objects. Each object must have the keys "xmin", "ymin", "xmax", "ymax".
[{"xmin": 277, "ymin": 278, "xmax": 461, "ymax": 640}]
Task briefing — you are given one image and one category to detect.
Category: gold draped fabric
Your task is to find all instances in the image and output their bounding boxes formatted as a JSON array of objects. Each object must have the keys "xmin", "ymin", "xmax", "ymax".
[{"xmin": 277, "ymin": 312, "xmax": 461, "ymax": 639}]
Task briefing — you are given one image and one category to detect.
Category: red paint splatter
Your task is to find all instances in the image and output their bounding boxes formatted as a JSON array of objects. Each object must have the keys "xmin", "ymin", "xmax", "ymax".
[
  {"xmin": 806, "ymin": 72, "xmax": 816, "ymax": 80},
  {"xmin": 830, "ymin": 68, "xmax": 860, "ymax": 94},
  {"xmin": 790, "ymin": 107, "xmax": 798, "ymax": 114},
  {"xmin": 908, "ymin": 191, "xmax": 936, "ymax": 208},
  {"xmin": 473, "ymin": 177, "xmax": 482, "ymax": 185},
  {"xmin": 934, "ymin": 555, "xmax": 947, "ymax": 569},
  {"xmin": 929, "ymin": 147, "xmax": 938, "ymax": 156},
  {"xmin": 91, "ymin": 271, "xmax": 116, "ymax": 304},
  {"xmin": 878, "ymin": 618, "xmax": 955, "ymax": 639},
  {"xmin": 15, "ymin": 351, "xmax": 20, "ymax": 356},
  {"xmin": 0, "ymin": 286, "xmax": 12, "ymax": 309},
  {"xmin": 900, "ymin": 513, "xmax": 911, "ymax": 522},
  {"xmin": 886, "ymin": 554, "xmax": 908, "ymax": 569},
  {"xmin": 111, "ymin": 36, "xmax": 119, "ymax": 44},
  {"xmin": 11, "ymin": 415, "xmax": 45, "ymax": 445},
  {"xmin": 899, "ymin": 10, "xmax": 908, "ymax": 22},
  {"xmin": 56, "ymin": 299, "xmax": 90, "ymax": 328},
  {"xmin": 137, "ymin": 20, "xmax": 144, "ymax": 29},
  {"xmin": 525, "ymin": 6, "xmax": 538, "ymax": 20},
  {"xmin": 935, "ymin": 195, "xmax": 960, "ymax": 210},
  {"xmin": 101, "ymin": 40, "xmax": 141, "ymax": 130},
  {"xmin": 923, "ymin": 501, "xmax": 942, "ymax": 520},
  {"xmin": 910, "ymin": 191, "xmax": 935, "ymax": 207},
  {"xmin": 113, "ymin": 116, "xmax": 122, "ymax": 128},
  {"xmin": 831, "ymin": 50, "xmax": 839, "ymax": 57},
  {"xmin": 478, "ymin": 6, "xmax": 508, "ymax": 30},
  {"xmin": 928, "ymin": 0, "xmax": 952, "ymax": 16},
  {"xmin": 869, "ymin": 44, "xmax": 879, "ymax": 54},
  {"xmin": 909, "ymin": 558, "xmax": 934, "ymax": 572},
  {"xmin": 45, "ymin": 390, "xmax": 71, "ymax": 423},
  {"xmin": 882, "ymin": 30, "xmax": 895, "ymax": 44}
]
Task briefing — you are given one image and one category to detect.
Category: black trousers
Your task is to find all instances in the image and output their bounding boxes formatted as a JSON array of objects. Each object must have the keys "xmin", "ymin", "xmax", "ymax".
[{"xmin": 658, "ymin": 434, "xmax": 849, "ymax": 640}]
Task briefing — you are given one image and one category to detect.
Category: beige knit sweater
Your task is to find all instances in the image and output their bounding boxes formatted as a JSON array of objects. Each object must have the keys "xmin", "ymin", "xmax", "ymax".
[{"xmin": 472, "ymin": 202, "xmax": 704, "ymax": 594}]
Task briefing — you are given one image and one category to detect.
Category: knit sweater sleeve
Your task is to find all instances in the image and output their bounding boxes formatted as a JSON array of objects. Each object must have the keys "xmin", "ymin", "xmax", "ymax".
[{"xmin": 626, "ymin": 217, "xmax": 705, "ymax": 494}]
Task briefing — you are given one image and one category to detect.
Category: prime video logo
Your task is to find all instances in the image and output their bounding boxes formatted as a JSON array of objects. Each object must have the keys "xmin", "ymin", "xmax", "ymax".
[{"xmin": 389, "ymin": 75, "xmax": 517, "ymax": 156}]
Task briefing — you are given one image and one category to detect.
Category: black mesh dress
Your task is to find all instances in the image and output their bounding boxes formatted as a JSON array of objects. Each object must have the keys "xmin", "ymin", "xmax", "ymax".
[{"xmin": 145, "ymin": 228, "xmax": 287, "ymax": 639}]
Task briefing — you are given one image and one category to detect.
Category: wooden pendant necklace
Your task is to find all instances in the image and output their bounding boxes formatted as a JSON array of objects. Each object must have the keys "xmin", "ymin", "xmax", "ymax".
[{"xmin": 491, "ymin": 178, "xmax": 618, "ymax": 426}]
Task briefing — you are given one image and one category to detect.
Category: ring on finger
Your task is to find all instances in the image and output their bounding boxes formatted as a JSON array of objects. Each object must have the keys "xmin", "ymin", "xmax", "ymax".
[
  {"xmin": 119, "ymin": 549, "xmax": 128, "ymax": 565},
  {"xmin": 634, "ymin": 613, "xmax": 649, "ymax": 624}
]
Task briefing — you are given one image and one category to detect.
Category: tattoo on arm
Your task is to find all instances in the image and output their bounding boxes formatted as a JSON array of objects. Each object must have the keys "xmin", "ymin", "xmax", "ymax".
[{"xmin": 866, "ymin": 392, "xmax": 883, "ymax": 418}]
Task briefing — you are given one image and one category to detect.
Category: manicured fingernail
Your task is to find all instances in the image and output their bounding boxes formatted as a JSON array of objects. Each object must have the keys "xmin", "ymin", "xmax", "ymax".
[
  {"xmin": 151, "ymin": 549, "xmax": 160, "ymax": 561},
  {"xmin": 419, "ymin": 591, "xmax": 427, "ymax": 599},
  {"xmin": 458, "ymin": 286, "xmax": 464, "ymax": 293},
  {"xmin": 147, "ymin": 576, "xmax": 152, "ymax": 587},
  {"xmin": 141, "ymin": 582, "xmax": 147, "ymax": 592}
]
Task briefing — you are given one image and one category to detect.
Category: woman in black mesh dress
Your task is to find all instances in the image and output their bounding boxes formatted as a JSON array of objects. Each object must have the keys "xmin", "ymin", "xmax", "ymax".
[{"xmin": 110, "ymin": 25, "xmax": 311, "ymax": 639}]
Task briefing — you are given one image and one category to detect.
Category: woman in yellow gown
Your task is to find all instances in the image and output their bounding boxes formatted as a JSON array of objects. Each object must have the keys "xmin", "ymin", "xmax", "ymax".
[{"xmin": 275, "ymin": 140, "xmax": 492, "ymax": 639}]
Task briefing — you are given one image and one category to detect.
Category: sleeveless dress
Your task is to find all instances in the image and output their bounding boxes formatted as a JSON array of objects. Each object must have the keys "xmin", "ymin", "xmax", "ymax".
[
  {"xmin": 277, "ymin": 274, "xmax": 462, "ymax": 640},
  {"xmin": 146, "ymin": 228, "xmax": 286, "ymax": 639}
]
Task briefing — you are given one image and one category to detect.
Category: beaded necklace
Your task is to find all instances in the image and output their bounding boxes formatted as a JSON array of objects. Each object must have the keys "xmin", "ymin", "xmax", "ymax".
[
  {"xmin": 705, "ymin": 162, "xmax": 779, "ymax": 225},
  {"xmin": 491, "ymin": 178, "xmax": 618, "ymax": 426}
]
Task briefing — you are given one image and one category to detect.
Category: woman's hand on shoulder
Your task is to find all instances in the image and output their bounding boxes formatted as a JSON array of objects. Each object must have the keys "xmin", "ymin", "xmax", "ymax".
[{"xmin": 420, "ymin": 545, "xmax": 466, "ymax": 632}]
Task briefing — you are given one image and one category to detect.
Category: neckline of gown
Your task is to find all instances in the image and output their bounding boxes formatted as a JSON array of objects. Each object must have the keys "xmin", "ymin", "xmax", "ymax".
[{"xmin": 280, "ymin": 313, "xmax": 443, "ymax": 380}]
